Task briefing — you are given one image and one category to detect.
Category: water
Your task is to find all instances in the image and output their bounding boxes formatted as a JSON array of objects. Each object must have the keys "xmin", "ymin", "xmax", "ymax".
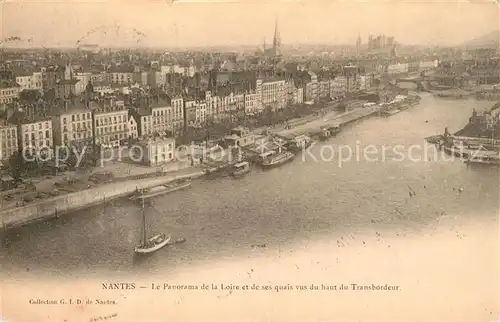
[{"xmin": 0, "ymin": 93, "xmax": 498, "ymax": 280}]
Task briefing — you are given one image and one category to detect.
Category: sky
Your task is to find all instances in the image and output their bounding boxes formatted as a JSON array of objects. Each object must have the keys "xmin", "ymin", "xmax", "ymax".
[{"xmin": 0, "ymin": 0, "xmax": 499, "ymax": 48}]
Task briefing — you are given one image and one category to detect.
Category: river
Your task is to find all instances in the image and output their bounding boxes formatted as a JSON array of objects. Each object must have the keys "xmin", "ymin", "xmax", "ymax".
[{"xmin": 1, "ymin": 93, "xmax": 498, "ymax": 275}]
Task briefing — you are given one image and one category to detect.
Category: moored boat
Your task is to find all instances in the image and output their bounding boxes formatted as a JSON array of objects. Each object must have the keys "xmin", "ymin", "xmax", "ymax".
[
  {"xmin": 442, "ymin": 144, "xmax": 469, "ymax": 157},
  {"xmin": 465, "ymin": 156, "xmax": 500, "ymax": 166},
  {"xmin": 425, "ymin": 135, "xmax": 444, "ymax": 144},
  {"xmin": 381, "ymin": 109, "xmax": 401, "ymax": 117},
  {"xmin": 257, "ymin": 149, "xmax": 295, "ymax": 169},
  {"xmin": 230, "ymin": 161, "xmax": 251, "ymax": 177},
  {"xmin": 285, "ymin": 134, "xmax": 313, "ymax": 152},
  {"xmin": 130, "ymin": 179, "xmax": 192, "ymax": 201},
  {"xmin": 319, "ymin": 125, "xmax": 341, "ymax": 141}
]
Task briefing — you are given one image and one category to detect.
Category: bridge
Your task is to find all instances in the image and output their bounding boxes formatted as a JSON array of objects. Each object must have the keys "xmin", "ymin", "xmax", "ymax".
[{"xmin": 395, "ymin": 68, "xmax": 435, "ymax": 84}]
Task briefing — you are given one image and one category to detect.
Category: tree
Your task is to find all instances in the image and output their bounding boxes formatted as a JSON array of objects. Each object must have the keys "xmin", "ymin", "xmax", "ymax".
[
  {"xmin": 8, "ymin": 151, "xmax": 23, "ymax": 181},
  {"xmin": 262, "ymin": 106, "xmax": 275, "ymax": 126},
  {"xmin": 19, "ymin": 89, "xmax": 42, "ymax": 102}
]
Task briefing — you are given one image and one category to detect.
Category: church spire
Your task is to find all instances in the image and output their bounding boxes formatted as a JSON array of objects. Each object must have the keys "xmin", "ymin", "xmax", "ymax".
[{"xmin": 272, "ymin": 16, "xmax": 281, "ymax": 56}]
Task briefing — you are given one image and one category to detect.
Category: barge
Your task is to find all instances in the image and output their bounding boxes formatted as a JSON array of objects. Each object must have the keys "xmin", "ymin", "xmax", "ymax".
[{"xmin": 130, "ymin": 179, "xmax": 192, "ymax": 201}]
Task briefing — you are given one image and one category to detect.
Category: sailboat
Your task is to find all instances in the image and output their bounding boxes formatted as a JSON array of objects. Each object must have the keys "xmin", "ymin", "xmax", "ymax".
[{"xmin": 134, "ymin": 191, "xmax": 171, "ymax": 255}]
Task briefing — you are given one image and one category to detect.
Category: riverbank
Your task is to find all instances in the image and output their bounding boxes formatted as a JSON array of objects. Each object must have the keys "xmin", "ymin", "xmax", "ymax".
[
  {"xmin": 0, "ymin": 99, "xmax": 390, "ymax": 233},
  {"xmin": 275, "ymin": 105, "xmax": 382, "ymax": 138},
  {"xmin": 0, "ymin": 167, "xmax": 205, "ymax": 231}
]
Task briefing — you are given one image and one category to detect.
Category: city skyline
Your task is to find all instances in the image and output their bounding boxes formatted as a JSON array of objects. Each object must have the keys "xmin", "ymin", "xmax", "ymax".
[{"xmin": 0, "ymin": 1, "xmax": 499, "ymax": 48}]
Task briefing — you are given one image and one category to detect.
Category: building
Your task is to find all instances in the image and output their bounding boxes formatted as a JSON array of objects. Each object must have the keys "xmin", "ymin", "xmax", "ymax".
[
  {"xmin": 90, "ymin": 72, "xmax": 109, "ymax": 84},
  {"xmin": 0, "ymin": 81, "xmax": 21, "ymax": 108},
  {"xmin": 387, "ymin": 63, "xmax": 409, "ymax": 75},
  {"xmin": 0, "ymin": 123, "xmax": 18, "ymax": 163},
  {"xmin": 128, "ymin": 115, "xmax": 138, "ymax": 139},
  {"xmin": 8, "ymin": 109, "xmax": 53, "ymax": 158},
  {"xmin": 244, "ymin": 92, "xmax": 260, "ymax": 115},
  {"xmin": 51, "ymin": 101, "xmax": 93, "ymax": 147},
  {"xmin": 132, "ymin": 137, "xmax": 176, "ymax": 166},
  {"xmin": 259, "ymin": 78, "xmax": 287, "ymax": 110},
  {"xmin": 368, "ymin": 34, "xmax": 395, "ymax": 50},
  {"xmin": 184, "ymin": 104, "xmax": 197, "ymax": 128},
  {"xmin": 169, "ymin": 96, "xmax": 184, "ymax": 132},
  {"xmin": 263, "ymin": 18, "xmax": 281, "ymax": 57},
  {"xmin": 134, "ymin": 71, "xmax": 149, "ymax": 85},
  {"xmin": 55, "ymin": 79, "xmax": 82, "ymax": 99},
  {"xmin": 317, "ymin": 80, "xmax": 330, "ymax": 100},
  {"xmin": 110, "ymin": 68, "xmax": 135, "ymax": 84},
  {"xmin": 14, "ymin": 70, "xmax": 42, "ymax": 91},
  {"xmin": 295, "ymin": 88, "xmax": 304, "ymax": 104},
  {"xmin": 74, "ymin": 72, "xmax": 92, "ymax": 92},
  {"xmin": 32, "ymin": 72, "xmax": 43, "ymax": 90},
  {"xmin": 148, "ymin": 71, "xmax": 167, "ymax": 87},
  {"xmin": 419, "ymin": 60, "xmax": 439, "ymax": 70},
  {"xmin": 330, "ymin": 76, "xmax": 347, "ymax": 98},
  {"xmin": 223, "ymin": 126, "xmax": 255, "ymax": 147},
  {"xmin": 130, "ymin": 108, "xmax": 152, "ymax": 137},
  {"xmin": 92, "ymin": 81, "xmax": 113, "ymax": 96},
  {"xmin": 92, "ymin": 98, "xmax": 129, "ymax": 147},
  {"xmin": 41, "ymin": 65, "xmax": 65, "ymax": 91},
  {"xmin": 359, "ymin": 75, "xmax": 373, "ymax": 91},
  {"xmin": 184, "ymin": 100, "xmax": 206, "ymax": 126},
  {"xmin": 304, "ymin": 71, "xmax": 318, "ymax": 102}
]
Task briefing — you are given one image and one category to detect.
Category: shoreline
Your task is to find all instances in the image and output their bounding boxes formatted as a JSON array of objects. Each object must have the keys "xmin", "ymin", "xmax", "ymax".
[
  {"xmin": 0, "ymin": 98, "xmax": 401, "ymax": 235},
  {"xmin": 274, "ymin": 105, "xmax": 383, "ymax": 138},
  {"xmin": 0, "ymin": 169, "xmax": 205, "ymax": 232}
]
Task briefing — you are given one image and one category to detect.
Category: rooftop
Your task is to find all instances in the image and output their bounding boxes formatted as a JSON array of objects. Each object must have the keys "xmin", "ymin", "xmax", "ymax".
[
  {"xmin": 51, "ymin": 100, "xmax": 92, "ymax": 116},
  {"xmin": 0, "ymin": 80, "xmax": 20, "ymax": 89},
  {"xmin": 138, "ymin": 136, "xmax": 175, "ymax": 144},
  {"xmin": 7, "ymin": 110, "xmax": 51, "ymax": 125},
  {"xmin": 57, "ymin": 79, "xmax": 80, "ymax": 85},
  {"xmin": 92, "ymin": 80, "xmax": 111, "ymax": 87},
  {"xmin": 132, "ymin": 107, "xmax": 152, "ymax": 117}
]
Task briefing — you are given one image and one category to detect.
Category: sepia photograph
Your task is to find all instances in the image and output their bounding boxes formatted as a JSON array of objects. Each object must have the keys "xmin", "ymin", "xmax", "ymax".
[{"xmin": 0, "ymin": 0, "xmax": 499, "ymax": 321}]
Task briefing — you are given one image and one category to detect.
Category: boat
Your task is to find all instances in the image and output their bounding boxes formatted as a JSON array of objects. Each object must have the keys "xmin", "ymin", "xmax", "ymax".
[
  {"xmin": 442, "ymin": 144, "xmax": 470, "ymax": 158},
  {"xmin": 285, "ymin": 135, "xmax": 313, "ymax": 152},
  {"xmin": 135, "ymin": 233, "xmax": 171, "ymax": 254},
  {"xmin": 230, "ymin": 161, "xmax": 251, "ymax": 177},
  {"xmin": 134, "ymin": 193, "xmax": 170, "ymax": 255},
  {"xmin": 257, "ymin": 148, "xmax": 295, "ymax": 169},
  {"xmin": 464, "ymin": 149, "xmax": 500, "ymax": 166},
  {"xmin": 163, "ymin": 178, "xmax": 191, "ymax": 192},
  {"xmin": 425, "ymin": 135, "xmax": 444, "ymax": 144},
  {"xmin": 319, "ymin": 125, "xmax": 341, "ymax": 141},
  {"xmin": 130, "ymin": 179, "xmax": 192, "ymax": 201},
  {"xmin": 381, "ymin": 109, "xmax": 401, "ymax": 117},
  {"xmin": 465, "ymin": 156, "xmax": 500, "ymax": 166}
]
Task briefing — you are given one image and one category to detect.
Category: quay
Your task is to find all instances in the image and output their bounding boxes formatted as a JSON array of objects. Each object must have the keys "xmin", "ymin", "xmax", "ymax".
[
  {"xmin": 0, "ymin": 101, "xmax": 391, "ymax": 235},
  {"xmin": 274, "ymin": 105, "xmax": 382, "ymax": 139},
  {"xmin": 0, "ymin": 169, "xmax": 205, "ymax": 232}
]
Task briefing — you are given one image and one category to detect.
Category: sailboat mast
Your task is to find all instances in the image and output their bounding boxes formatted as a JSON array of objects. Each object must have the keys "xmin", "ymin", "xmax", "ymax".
[{"xmin": 141, "ymin": 193, "xmax": 147, "ymax": 245}]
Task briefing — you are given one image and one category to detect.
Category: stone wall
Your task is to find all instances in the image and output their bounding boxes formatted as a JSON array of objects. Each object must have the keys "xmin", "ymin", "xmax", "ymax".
[{"xmin": 0, "ymin": 170, "xmax": 205, "ymax": 230}]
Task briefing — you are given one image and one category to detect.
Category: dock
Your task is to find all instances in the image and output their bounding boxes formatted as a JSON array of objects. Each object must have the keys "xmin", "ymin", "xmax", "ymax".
[
  {"xmin": 0, "ymin": 170, "xmax": 205, "ymax": 232},
  {"xmin": 274, "ymin": 105, "xmax": 382, "ymax": 138}
]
